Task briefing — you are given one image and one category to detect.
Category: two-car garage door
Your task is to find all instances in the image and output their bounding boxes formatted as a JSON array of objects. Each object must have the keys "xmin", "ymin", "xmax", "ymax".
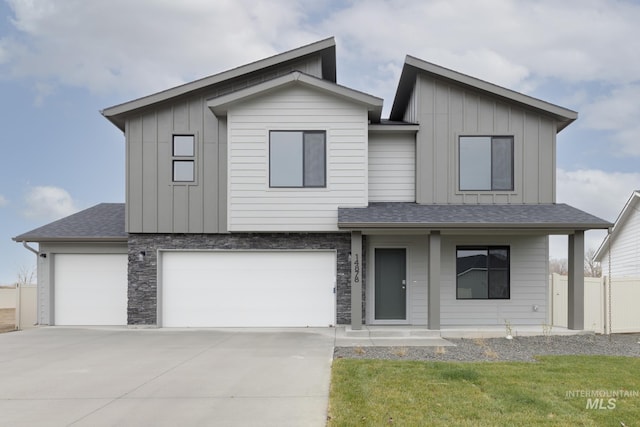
[{"xmin": 161, "ymin": 251, "xmax": 336, "ymax": 327}]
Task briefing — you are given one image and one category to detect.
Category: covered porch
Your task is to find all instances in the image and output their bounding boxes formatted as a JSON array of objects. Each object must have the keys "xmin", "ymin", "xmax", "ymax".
[{"xmin": 339, "ymin": 202, "xmax": 612, "ymax": 333}]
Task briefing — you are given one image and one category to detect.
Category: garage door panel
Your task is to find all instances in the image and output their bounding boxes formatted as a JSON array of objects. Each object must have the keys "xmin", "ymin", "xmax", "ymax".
[
  {"xmin": 54, "ymin": 254, "xmax": 127, "ymax": 326},
  {"xmin": 162, "ymin": 251, "xmax": 336, "ymax": 327}
]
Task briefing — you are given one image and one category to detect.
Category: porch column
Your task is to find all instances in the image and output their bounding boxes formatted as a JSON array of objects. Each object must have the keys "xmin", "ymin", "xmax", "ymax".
[
  {"xmin": 350, "ymin": 231, "xmax": 363, "ymax": 330},
  {"xmin": 567, "ymin": 230, "xmax": 585, "ymax": 330},
  {"xmin": 428, "ymin": 231, "xmax": 441, "ymax": 330}
]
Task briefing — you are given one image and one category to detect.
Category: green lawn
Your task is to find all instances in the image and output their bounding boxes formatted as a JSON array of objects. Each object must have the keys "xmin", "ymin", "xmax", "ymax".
[{"xmin": 328, "ymin": 356, "xmax": 640, "ymax": 426}]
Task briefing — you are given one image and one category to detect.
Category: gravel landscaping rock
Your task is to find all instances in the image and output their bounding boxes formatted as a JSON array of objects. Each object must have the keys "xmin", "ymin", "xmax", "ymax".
[{"xmin": 334, "ymin": 334, "xmax": 640, "ymax": 362}]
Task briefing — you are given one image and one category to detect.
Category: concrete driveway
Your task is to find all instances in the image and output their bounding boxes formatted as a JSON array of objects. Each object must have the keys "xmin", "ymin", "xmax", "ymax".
[{"xmin": 0, "ymin": 327, "xmax": 335, "ymax": 427}]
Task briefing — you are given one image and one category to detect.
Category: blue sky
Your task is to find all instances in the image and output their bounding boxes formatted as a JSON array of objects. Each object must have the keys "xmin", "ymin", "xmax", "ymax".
[{"xmin": 1, "ymin": 0, "xmax": 640, "ymax": 283}]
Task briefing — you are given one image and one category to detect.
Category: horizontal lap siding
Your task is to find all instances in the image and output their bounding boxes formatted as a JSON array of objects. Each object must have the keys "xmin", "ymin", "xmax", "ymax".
[
  {"xmin": 228, "ymin": 85, "xmax": 368, "ymax": 231},
  {"xmin": 440, "ymin": 235, "xmax": 548, "ymax": 326},
  {"xmin": 608, "ymin": 206, "xmax": 640, "ymax": 277},
  {"xmin": 368, "ymin": 134, "xmax": 416, "ymax": 202}
]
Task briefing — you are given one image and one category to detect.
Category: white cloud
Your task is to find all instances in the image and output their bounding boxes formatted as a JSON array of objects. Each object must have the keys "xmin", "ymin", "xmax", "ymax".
[
  {"xmin": 3, "ymin": 0, "xmax": 640, "ymax": 108},
  {"xmin": 0, "ymin": 195, "xmax": 8, "ymax": 207},
  {"xmin": 23, "ymin": 186, "xmax": 78, "ymax": 220},
  {"xmin": 549, "ymin": 168, "xmax": 640, "ymax": 259},
  {"xmin": 580, "ymin": 84, "xmax": 640, "ymax": 156},
  {"xmin": 1, "ymin": 0, "xmax": 320, "ymax": 98}
]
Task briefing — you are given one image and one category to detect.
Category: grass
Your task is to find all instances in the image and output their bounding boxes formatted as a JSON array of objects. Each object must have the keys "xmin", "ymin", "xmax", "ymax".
[{"xmin": 328, "ymin": 356, "xmax": 640, "ymax": 426}]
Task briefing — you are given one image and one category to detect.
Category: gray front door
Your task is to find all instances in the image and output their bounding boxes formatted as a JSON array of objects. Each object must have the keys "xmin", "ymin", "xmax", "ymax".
[{"xmin": 374, "ymin": 248, "xmax": 407, "ymax": 320}]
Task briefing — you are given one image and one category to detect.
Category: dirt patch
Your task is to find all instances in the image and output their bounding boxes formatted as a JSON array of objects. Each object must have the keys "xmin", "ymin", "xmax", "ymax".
[{"xmin": 0, "ymin": 308, "xmax": 16, "ymax": 333}]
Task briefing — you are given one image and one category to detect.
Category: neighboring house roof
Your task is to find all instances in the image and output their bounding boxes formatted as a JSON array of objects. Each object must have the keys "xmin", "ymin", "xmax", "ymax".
[
  {"xmin": 12, "ymin": 203, "xmax": 126, "ymax": 243},
  {"xmin": 207, "ymin": 71, "xmax": 384, "ymax": 122},
  {"xmin": 102, "ymin": 37, "xmax": 337, "ymax": 131},
  {"xmin": 338, "ymin": 202, "xmax": 612, "ymax": 230},
  {"xmin": 593, "ymin": 190, "xmax": 639, "ymax": 262},
  {"xmin": 389, "ymin": 55, "xmax": 578, "ymax": 131}
]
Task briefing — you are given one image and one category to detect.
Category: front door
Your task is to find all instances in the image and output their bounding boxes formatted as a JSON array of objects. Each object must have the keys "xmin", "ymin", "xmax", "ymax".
[{"xmin": 374, "ymin": 248, "xmax": 407, "ymax": 321}]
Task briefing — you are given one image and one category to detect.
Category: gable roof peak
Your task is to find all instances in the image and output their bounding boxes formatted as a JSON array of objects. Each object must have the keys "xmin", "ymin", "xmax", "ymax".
[
  {"xmin": 390, "ymin": 55, "xmax": 578, "ymax": 132},
  {"xmin": 102, "ymin": 37, "xmax": 337, "ymax": 131}
]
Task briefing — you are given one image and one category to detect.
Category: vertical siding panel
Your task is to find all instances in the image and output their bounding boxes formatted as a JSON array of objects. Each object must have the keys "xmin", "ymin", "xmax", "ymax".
[
  {"xmin": 538, "ymin": 118, "xmax": 554, "ymax": 203},
  {"xmin": 127, "ymin": 117, "xmax": 143, "ymax": 232},
  {"xmin": 157, "ymin": 141, "xmax": 172, "ymax": 230},
  {"xmin": 142, "ymin": 113, "xmax": 158, "ymax": 232},
  {"xmin": 203, "ymin": 101, "xmax": 219, "ymax": 233},
  {"xmin": 156, "ymin": 108, "xmax": 173, "ymax": 231},
  {"xmin": 434, "ymin": 113, "xmax": 449, "ymax": 203},
  {"xmin": 477, "ymin": 98, "xmax": 494, "ymax": 134},
  {"xmin": 172, "ymin": 186, "xmax": 188, "ymax": 233},
  {"xmin": 510, "ymin": 109, "xmax": 524, "ymax": 203},
  {"xmin": 523, "ymin": 114, "xmax": 540, "ymax": 203},
  {"xmin": 417, "ymin": 75, "xmax": 434, "ymax": 203},
  {"xmin": 188, "ymin": 98, "xmax": 204, "ymax": 232},
  {"xmin": 495, "ymin": 103, "xmax": 509, "ymax": 133},
  {"xmin": 218, "ymin": 119, "xmax": 228, "ymax": 233}
]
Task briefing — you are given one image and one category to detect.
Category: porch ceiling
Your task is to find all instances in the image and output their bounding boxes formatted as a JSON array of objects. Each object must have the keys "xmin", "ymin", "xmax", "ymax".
[{"xmin": 338, "ymin": 202, "xmax": 612, "ymax": 231}]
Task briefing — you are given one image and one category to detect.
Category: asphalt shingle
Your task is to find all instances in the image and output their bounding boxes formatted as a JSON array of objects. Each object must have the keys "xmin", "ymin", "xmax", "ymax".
[
  {"xmin": 13, "ymin": 203, "xmax": 126, "ymax": 242},
  {"xmin": 338, "ymin": 202, "xmax": 611, "ymax": 230}
]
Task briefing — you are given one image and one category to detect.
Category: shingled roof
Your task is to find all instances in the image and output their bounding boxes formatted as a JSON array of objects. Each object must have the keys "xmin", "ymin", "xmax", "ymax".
[
  {"xmin": 338, "ymin": 203, "xmax": 612, "ymax": 230},
  {"xmin": 13, "ymin": 203, "xmax": 126, "ymax": 242}
]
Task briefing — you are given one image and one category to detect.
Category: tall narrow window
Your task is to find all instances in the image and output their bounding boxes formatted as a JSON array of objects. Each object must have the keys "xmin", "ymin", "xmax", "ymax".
[
  {"xmin": 456, "ymin": 246, "xmax": 510, "ymax": 299},
  {"xmin": 270, "ymin": 131, "xmax": 326, "ymax": 188},
  {"xmin": 172, "ymin": 135, "xmax": 195, "ymax": 182},
  {"xmin": 459, "ymin": 136, "xmax": 513, "ymax": 191}
]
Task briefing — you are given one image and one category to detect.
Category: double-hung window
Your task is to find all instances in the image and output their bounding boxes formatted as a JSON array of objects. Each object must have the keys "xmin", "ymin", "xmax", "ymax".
[
  {"xmin": 456, "ymin": 246, "xmax": 510, "ymax": 299},
  {"xmin": 269, "ymin": 131, "xmax": 326, "ymax": 188},
  {"xmin": 172, "ymin": 135, "xmax": 195, "ymax": 182},
  {"xmin": 459, "ymin": 136, "xmax": 513, "ymax": 191}
]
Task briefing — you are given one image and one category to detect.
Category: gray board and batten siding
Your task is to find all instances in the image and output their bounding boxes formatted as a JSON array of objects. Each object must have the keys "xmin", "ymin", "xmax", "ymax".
[
  {"xmin": 106, "ymin": 43, "xmax": 332, "ymax": 234},
  {"xmin": 393, "ymin": 57, "xmax": 577, "ymax": 206}
]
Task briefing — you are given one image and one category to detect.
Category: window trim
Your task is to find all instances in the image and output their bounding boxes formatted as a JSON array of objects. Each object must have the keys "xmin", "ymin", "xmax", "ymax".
[
  {"xmin": 269, "ymin": 130, "xmax": 327, "ymax": 188},
  {"xmin": 172, "ymin": 134, "xmax": 196, "ymax": 184},
  {"xmin": 458, "ymin": 135, "xmax": 514, "ymax": 192},
  {"xmin": 456, "ymin": 245, "xmax": 510, "ymax": 300}
]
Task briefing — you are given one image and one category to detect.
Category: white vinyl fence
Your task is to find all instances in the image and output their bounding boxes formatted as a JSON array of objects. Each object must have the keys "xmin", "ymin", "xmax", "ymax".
[
  {"xmin": 550, "ymin": 273, "xmax": 640, "ymax": 333},
  {"xmin": 0, "ymin": 285, "xmax": 37, "ymax": 329}
]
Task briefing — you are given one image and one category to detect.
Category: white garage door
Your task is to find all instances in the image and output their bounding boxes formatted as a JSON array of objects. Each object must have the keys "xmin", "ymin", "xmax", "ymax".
[
  {"xmin": 54, "ymin": 254, "xmax": 128, "ymax": 325},
  {"xmin": 161, "ymin": 251, "xmax": 336, "ymax": 327}
]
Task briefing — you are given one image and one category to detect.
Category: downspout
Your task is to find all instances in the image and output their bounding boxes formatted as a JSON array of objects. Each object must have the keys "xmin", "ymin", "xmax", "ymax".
[
  {"xmin": 20, "ymin": 241, "xmax": 40, "ymax": 328},
  {"xmin": 22, "ymin": 241, "xmax": 39, "ymax": 256}
]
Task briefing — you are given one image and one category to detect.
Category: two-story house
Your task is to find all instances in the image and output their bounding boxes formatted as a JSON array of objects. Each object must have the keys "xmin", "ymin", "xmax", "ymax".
[{"xmin": 14, "ymin": 37, "xmax": 611, "ymax": 332}]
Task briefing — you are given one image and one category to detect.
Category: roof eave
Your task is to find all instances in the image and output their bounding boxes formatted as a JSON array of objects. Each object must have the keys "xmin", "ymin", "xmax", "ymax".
[
  {"xmin": 101, "ymin": 37, "xmax": 337, "ymax": 131},
  {"xmin": 390, "ymin": 55, "xmax": 578, "ymax": 129},
  {"xmin": 12, "ymin": 236, "xmax": 128, "ymax": 243},
  {"xmin": 338, "ymin": 222, "xmax": 612, "ymax": 230},
  {"xmin": 593, "ymin": 190, "xmax": 640, "ymax": 261},
  {"xmin": 208, "ymin": 71, "xmax": 383, "ymax": 122}
]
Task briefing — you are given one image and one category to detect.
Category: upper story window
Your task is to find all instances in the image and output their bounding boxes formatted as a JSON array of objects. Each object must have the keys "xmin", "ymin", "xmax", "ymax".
[
  {"xmin": 459, "ymin": 136, "xmax": 513, "ymax": 191},
  {"xmin": 269, "ymin": 131, "xmax": 326, "ymax": 188},
  {"xmin": 456, "ymin": 246, "xmax": 510, "ymax": 300},
  {"xmin": 172, "ymin": 135, "xmax": 195, "ymax": 182}
]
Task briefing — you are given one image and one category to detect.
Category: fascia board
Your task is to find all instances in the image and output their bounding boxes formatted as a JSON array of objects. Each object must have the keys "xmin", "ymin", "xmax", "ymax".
[
  {"xmin": 208, "ymin": 71, "xmax": 383, "ymax": 119},
  {"xmin": 102, "ymin": 37, "xmax": 337, "ymax": 129},
  {"xmin": 403, "ymin": 55, "xmax": 578, "ymax": 130},
  {"xmin": 593, "ymin": 190, "xmax": 639, "ymax": 261}
]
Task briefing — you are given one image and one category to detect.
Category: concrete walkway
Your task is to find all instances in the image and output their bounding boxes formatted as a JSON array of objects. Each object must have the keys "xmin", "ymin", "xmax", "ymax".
[{"xmin": 0, "ymin": 327, "xmax": 335, "ymax": 427}]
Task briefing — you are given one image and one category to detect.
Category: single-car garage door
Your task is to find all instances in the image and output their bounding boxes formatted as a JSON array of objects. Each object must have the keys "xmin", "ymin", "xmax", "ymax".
[
  {"xmin": 54, "ymin": 254, "xmax": 128, "ymax": 325},
  {"xmin": 161, "ymin": 251, "xmax": 336, "ymax": 327}
]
